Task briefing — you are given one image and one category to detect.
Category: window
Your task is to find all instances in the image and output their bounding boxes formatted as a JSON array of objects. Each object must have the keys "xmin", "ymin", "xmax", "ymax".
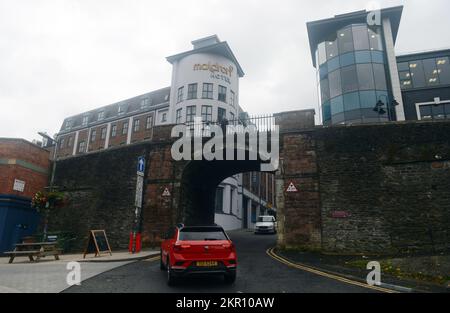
[
  {"xmin": 161, "ymin": 112, "xmax": 167, "ymax": 123},
  {"xmin": 146, "ymin": 115, "xmax": 153, "ymax": 129},
  {"xmin": 327, "ymin": 56, "xmax": 340, "ymax": 72},
  {"xmin": 186, "ymin": 106, "xmax": 196, "ymax": 123},
  {"xmin": 352, "ymin": 25, "xmax": 369, "ymax": 51},
  {"xmin": 118, "ymin": 104, "xmax": 125, "ymax": 115},
  {"xmin": 215, "ymin": 187, "xmax": 224, "ymax": 213},
  {"xmin": 437, "ymin": 57, "xmax": 450, "ymax": 84},
  {"xmin": 355, "ymin": 51, "xmax": 371, "ymax": 63},
  {"xmin": 82, "ymin": 115, "xmax": 89, "ymax": 126},
  {"xmin": 230, "ymin": 90, "xmax": 235, "ymax": 107},
  {"xmin": 218, "ymin": 107, "xmax": 226, "ymax": 122},
  {"xmin": 78, "ymin": 141, "xmax": 86, "ymax": 153},
  {"xmin": 343, "ymin": 92, "xmax": 360, "ymax": 111},
  {"xmin": 368, "ymin": 27, "xmax": 383, "ymax": 51},
  {"xmin": 359, "ymin": 91, "xmax": 377, "ymax": 109},
  {"xmin": 98, "ymin": 111, "xmax": 105, "ymax": 120},
  {"xmin": 65, "ymin": 120, "xmax": 72, "ymax": 130},
  {"xmin": 317, "ymin": 42, "xmax": 327, "ymax": 66},
  {"xmin": 371, "ymin": 51, "xmax": 385, "ymax": 64},
  {"xmin": 325, "ymin": 38, "xmax": 339, "ymax": 60},
  {"xmin": 330, "ymin": 96, "xmax": 344, "ymax": 115},
  {"xmin": 229, "ymin": 112, "xmax": 235, "ymax": 122},
  {"xmin": 67, "ymin": 136, "xmax": 73, "ymax": 147},
  {"xmin": 338, "ymin": 27, "xmax": 354, "ymax": 54},
  {"xmin": 218, "ymin": 85, "xmax": 227, "ymax": 102},
  {"xmin": 322, "ymin": 101, "xmax": 331, "ymax": 123},
  {"xmin": 111, "ymin": 125, "xmax": 117, "ymax": 137},
  {"xmin": 201, "ymin": 106, "xmax": 212, "ymax": 122},
  {"xmin": 357, "ymin": 64, "xmax": 375, "ymax": 90},
  {"xmin": 90, "ymin": 129, "xmax": 97, "ymax": 142},
  {"xmin": 59, "ymin": 138, "xmax": 65, "ymax": 149},
  {"xmin": 417, "ymin": 101, "xmax": 450, "ymax": 120},
  {"xmin": 101, "ymin": 127, "xmax": 107, "ymax": 140},
  {"xmin": 341, "ymin": 65, "xmax": 358, "ymax": 93},
  {"xmin": 340, "ymin": 52, "xmax": 355, "ymax": 67},
  {"xmin": 202, "ymin": 83, "xmax": 213, "ymax": 99},
  {"xmin": 177, "ymin": 86, "xmax": 184, "ymax": 103},
  {"xmin": 187, "ymin": 83, "xmax": 198, "ymax": 100},
  {"xmin": 423, "ymin": 58, "xmax": 440, "ymax": 86},
  {"xmin": 133, "ymin": 119, "xmax": 140, "ymax": 132},
  {"xmin": 328, "ymin": 69, "xmax": 342, "ymax": 98},
  {"xmin": 320, "ymin": 78, "xmax": 330, "ymax": 103},
  {"xmin": 176, "ymin": 109, "xmax": 182, "ymax": 124},
  {"xmin": 141, "ymin": 98, "xmax": 150, "ymax": 109},
  {"xmin": 373, "ymin": 64, "xmax": 387, "ymax": 90},
  {"xmin": 409, "ymin": 61, "xmax": 426, "ymax": 88},
  {"xmin": 122, "ymin": 122, "xmax": 128, "ymax": 135}
]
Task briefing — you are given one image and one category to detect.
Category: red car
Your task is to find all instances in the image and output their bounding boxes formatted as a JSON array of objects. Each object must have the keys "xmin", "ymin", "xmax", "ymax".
[{"xmin": 160, "ymin": 224, "xmax": 237, "ymax": 285}]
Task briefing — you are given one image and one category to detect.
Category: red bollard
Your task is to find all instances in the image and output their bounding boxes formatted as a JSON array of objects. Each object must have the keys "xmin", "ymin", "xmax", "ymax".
[{"xmin": 135, "ymin": 232, "xmax": 142, "ymax": 253}]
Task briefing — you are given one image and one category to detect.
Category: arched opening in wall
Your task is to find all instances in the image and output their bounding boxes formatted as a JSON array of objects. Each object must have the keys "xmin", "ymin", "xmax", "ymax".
[{"xmin": 178, "ymin": 151, "xmax": 277, "ymax": 232}]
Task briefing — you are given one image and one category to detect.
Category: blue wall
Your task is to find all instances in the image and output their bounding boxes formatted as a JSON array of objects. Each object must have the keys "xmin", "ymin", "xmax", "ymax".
[{"xmin": 0, "ymin": 195, "xmax": 41, "ymax": 254}]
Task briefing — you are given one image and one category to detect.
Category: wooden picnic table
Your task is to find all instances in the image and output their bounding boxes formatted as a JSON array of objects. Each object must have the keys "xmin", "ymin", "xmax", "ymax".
[{"xmin": 4, "ymin": 242, "xmax": 61, "ymax": 264}]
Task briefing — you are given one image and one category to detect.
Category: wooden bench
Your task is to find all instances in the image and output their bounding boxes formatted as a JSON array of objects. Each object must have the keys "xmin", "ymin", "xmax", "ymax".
[{"xmin": 4, "ymin": 242, "xmax": 61, "ymax": 264}]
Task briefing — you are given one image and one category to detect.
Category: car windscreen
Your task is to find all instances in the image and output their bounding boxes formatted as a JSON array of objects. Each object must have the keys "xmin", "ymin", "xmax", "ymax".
[
  {"xmin": 258, "ymin": 217, "xmax": 273, "ymax": 222},
  {"xmin": 178, "ymin": 227, "xmax": 228, "ymax": 241}
]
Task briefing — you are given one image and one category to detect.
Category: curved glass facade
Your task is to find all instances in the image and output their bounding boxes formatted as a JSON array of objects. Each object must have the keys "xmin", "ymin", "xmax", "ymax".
[{"xmin": 316, "ymin": 24, "xmax": 392, "ymax": 125}]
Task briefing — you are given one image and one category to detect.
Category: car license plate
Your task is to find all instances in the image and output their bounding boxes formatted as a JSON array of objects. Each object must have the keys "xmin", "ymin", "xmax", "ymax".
[{"xmin": 196, "ymin": 261, "xmax": 218, "ymax": 267}]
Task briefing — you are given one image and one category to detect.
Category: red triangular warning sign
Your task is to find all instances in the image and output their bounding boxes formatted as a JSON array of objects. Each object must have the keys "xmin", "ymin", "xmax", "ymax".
[
  {"xmin": 162, "ymin": 188, "xmax": 171, "ymax": 196},
  {"xmin": 286, "ymin": 182, "xmax": 298, "ymax": 193}
]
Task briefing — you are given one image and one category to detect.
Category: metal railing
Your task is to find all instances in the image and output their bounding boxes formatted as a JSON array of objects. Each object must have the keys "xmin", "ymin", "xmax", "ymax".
[{"xmin": 179, "ymin": 114, "xmax": 276, "ymax": 137}]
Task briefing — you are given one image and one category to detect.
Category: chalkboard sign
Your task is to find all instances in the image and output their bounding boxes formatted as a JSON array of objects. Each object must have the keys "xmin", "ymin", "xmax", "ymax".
[{"xmin": 83, "ymin": 230, "xmax": 112, "ymax": 258}]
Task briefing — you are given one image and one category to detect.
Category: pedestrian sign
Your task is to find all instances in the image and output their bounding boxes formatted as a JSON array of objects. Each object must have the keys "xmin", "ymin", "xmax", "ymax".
[
  {"xmin": 286, "ymin": 182, "xmax": 298, "ymax": 193},
  {"xmin": 137, "ymin": 156, "xmax": 145, "ymax": 175}
]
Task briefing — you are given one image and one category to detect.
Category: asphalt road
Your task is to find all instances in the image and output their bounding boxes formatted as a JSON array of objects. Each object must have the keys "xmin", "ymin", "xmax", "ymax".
[{"xmin": 64, "ymin": 230, "xmax": 378, "ymax": 293}]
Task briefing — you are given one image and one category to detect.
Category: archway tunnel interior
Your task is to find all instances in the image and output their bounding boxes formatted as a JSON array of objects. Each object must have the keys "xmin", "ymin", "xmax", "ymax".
[{"xmin": 179, "ymin": 158, "xmax": 274, "ymax": 227}]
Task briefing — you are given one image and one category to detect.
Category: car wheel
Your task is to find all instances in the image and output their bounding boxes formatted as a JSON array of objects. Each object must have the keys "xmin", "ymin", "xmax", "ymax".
[
  {"xmin": 166, "ymin": 258, "xmax": 177, "ymax": 286},
  {"xmin": 224, "ymin": 272, "xmax": 236, "ymax": 284},
  {"xmin": 160, "ymin": 250, "xmax": 165, "ymax": 270}
]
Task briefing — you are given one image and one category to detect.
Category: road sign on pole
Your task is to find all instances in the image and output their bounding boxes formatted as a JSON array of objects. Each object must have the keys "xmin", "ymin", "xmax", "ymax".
[
  {"xmin": 135, "ymin": 175, "xmax": 144, "ymax": 208},
  {"xmin": 137, "ymin": 156, "xmax": 145, "ymax": 175}
]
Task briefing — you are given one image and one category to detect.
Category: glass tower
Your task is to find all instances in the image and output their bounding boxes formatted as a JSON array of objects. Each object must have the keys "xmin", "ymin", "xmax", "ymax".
[{"xmin": 315, "ymin": 24, "xmax": 393, "ymax": 126}]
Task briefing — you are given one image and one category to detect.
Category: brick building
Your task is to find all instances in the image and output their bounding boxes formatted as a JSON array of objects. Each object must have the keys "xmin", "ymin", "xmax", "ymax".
[{"xmin": 0, "ymin": 138, "xmax": 51, "ymax": 253}]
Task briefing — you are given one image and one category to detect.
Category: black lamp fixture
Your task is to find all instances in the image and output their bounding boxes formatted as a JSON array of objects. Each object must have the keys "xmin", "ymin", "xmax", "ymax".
[
  {"xmin": 392, "ymin": 99, "xmax": 400, "ymax": 106},
  {"xmin": 373, "ymin": 100, "xmax": 387, "ymax": 115}
]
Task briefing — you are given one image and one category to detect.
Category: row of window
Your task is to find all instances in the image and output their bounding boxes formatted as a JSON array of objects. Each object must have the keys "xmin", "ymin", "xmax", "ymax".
[
  {"xmin": 317, "ymin": 24, "xmax": 384, "ymax": 66},
  {"xmin": 320, "ymin": 63, "xmax": 388, "ymax": 103},
  {"xmin": 59, "ymin": 116, "xmax": 154, "ymax": 149},
  {"xmin": 175, "ymin": 105, "xmax": 235, "ymax": 124},
  {"xmin": 177, "ymin": 83, "xmax": 235, "ymax": 107},
  {"xmin": 66, "ymin": 97, "xmax": 160, "ymax": 130},
  {"xmin": 398, "ymin": 57, "xmax": 450, "ymax": 89},
  {"xmin": 323, "ymin": 108, "xmax": 389, "ymax": 125},
  {"xmin": 322, "ymin": 90, "xmax": 390, "ymax": 121},
  {"xmin": 318, "ymin": 51, "xmax": 385, "ymax": 80},
  {"xmin": 419, "ymin": 103, "xmax": 450, "ymax": 120}
]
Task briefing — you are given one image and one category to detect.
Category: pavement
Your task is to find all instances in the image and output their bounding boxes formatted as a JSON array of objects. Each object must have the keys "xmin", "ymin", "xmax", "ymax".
[
  {"xmin": 0, "ymin": 250, "xmax": 158, "ymax": 293},
  {"xmin": 276, "ymin": 249, "xmax": 450, "ymax": 293},
  {"xmin": 64, "ymin": 230, "xmax": 389, "ymax": 293}
]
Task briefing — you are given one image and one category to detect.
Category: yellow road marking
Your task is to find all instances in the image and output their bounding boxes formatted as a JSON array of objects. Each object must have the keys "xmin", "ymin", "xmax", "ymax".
[{"xmin": 266, "ymin": 247, "xmax": 397, "ymax": 293}]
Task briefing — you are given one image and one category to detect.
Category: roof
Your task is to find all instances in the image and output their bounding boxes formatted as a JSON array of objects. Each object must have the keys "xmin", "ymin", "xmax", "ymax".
[
  {"xmin": 306, "ymin": 6, "xmax": 403, "ymax": 67},
  {"xmin": 59, "ymin": 87, "xmax": 171, "ymax": 133},
  {"xmin": 166, "ymin": 40, "xmax": 245, "ymax": 77},
  {"xmin": 396, "ymin": 48, "xmax": 450, "ymax": 62}
]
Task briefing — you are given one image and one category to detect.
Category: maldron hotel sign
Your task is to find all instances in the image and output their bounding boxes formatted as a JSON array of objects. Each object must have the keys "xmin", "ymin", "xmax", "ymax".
[{"xmin": 193, "ymin": 62, "xmax": 234, "ymax": 84}]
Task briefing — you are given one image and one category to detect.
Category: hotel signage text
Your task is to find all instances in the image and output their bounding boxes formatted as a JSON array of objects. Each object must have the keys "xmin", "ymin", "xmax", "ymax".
[{"xmin": 193, "ymin": 62, "xmax": 234, "ymax": 84}]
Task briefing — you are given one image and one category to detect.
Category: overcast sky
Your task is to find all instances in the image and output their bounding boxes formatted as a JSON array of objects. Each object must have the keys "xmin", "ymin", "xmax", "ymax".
[{"xmin": 1, "ymin": 0, "xmax": 449, "ymax": 141}]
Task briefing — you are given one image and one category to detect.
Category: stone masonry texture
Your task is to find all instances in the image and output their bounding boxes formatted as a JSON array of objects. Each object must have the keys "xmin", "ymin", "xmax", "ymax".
[{"xmin": 49, "ymin": 117, "xmax": 450, "ymax": 255}]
